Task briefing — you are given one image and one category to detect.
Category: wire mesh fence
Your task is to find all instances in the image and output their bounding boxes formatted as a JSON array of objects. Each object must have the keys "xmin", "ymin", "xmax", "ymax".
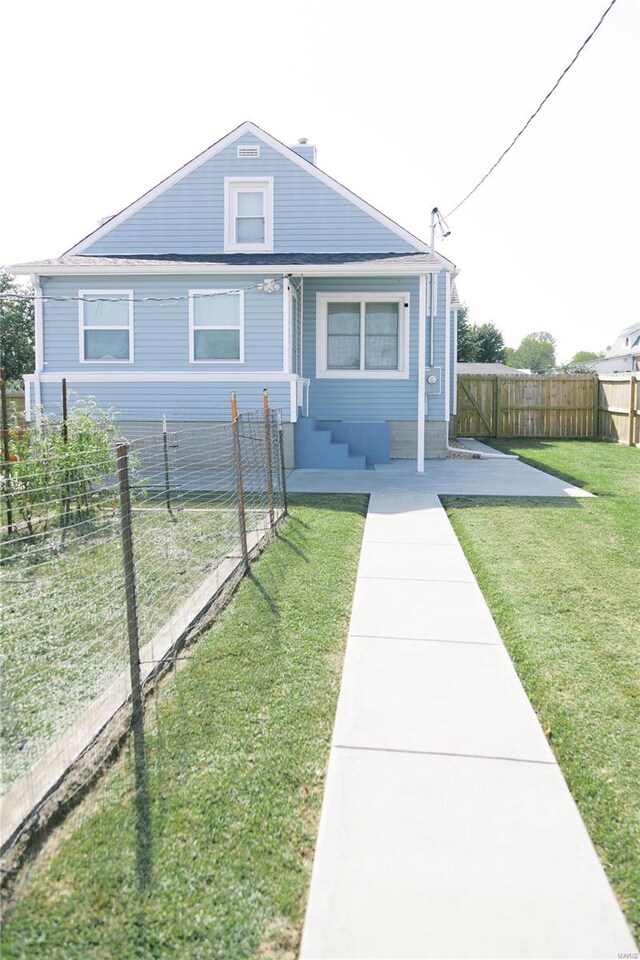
[{"xmin": 0, "ymin": 389, "xmax": 287, "ymax": 857}]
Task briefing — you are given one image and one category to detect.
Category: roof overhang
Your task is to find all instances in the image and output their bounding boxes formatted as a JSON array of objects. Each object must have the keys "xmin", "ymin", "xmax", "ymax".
[{"xmin": 9, "ymin": 261, "xmax": 448, "ymax": 278}]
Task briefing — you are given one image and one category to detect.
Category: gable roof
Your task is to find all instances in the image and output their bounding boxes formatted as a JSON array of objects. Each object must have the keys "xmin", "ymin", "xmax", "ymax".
[{"xmin": 63, "ymin": 121, "xmax": 455, "ymax": 271}]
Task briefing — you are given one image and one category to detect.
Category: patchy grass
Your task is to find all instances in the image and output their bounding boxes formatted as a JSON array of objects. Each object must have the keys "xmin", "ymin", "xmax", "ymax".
[
  {"xmin": 443, "ymin": 440, "xmax": 640, "ymax": 938},
  {"xmin": 1, "ymin": 498, "xmax": 266, "ymax": 790},
  {"xmin": 2, "ymin": 494, "xmax": 367, "ymax": 959}
]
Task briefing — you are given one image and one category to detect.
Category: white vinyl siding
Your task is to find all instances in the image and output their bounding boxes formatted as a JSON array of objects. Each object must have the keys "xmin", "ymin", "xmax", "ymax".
[
  {"xmin": 316, "ymin": 292, "xmax": 409, "ymax": 379},
  {"xmin": 224, "ymin": 177, "xmax": 273, "ymax": 253},
  {"xmin": 79, "ymin": 290, "xmax": 133, "ymax": 363},
  {"xmin": 188, "ymin": 290, "xmax": 244, "ymax": 363}
]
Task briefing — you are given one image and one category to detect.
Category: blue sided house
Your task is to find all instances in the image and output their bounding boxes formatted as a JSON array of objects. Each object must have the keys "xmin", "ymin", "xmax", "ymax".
[{"xmin": 13, "ymin": 121, "xmax": 460, "ymax": 470}]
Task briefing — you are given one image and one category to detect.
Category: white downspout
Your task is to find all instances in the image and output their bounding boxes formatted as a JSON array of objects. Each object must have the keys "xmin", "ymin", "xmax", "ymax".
[
  {"xmin": 429, "ymin": 273, "xmax": 437, "ymax": 366},
  {"xmin": 32, "ymin": 273, "xmax": 44, "ymax": 428},
  {"xmin": 452, "ymin": 306, "xmax": 459, "ymax": 416},
  {"xmin": 417, "ymin": 274, "xmax": 427, "ymax": 471},
  {"xmin": 444, "ymin": 272, "xmax": 451, "ymax": 424}
]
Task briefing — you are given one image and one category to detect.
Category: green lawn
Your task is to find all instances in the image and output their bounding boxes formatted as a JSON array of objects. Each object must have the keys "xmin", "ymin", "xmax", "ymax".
[
  {"xmin": 2, "ymin": 494, "xmax": 367, "ymax": 959},
  {"xmin": 1, "ymin": 498, "xmax": 268, "ymax": 789},
  {"xmin": 443, "ymin": 440, "xmax": 640, "ymax": 938}
]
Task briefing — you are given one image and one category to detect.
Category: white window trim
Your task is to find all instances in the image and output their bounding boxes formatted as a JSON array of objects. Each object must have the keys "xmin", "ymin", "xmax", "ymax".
[
  {"xmin": 224, "ymin": 177, "xmax": 274, "ymax": 253},
  {"xmin": 79, "ymin": 289, "xmax": 134, "ymax": 363},
  {"xmin": 316, "ymin": 292, "xmax": 410, "ymax": 380},
  {"xmin": 188, "ymin": 289, "xmax": 245, "ymax": 364}
]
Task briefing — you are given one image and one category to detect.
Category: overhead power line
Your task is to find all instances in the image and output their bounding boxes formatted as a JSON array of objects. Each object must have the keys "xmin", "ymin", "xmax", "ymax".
[
  {"xmin": 445, "ymin": 0, "xmax": 620, "ymax": 219},
  {"xmin": 0, "ymin": 279, "xmax": 283, "ymax": 304}
]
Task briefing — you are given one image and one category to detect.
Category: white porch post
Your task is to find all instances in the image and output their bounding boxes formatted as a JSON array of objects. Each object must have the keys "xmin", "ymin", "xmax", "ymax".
[
  {"xmin": 282, "ymin": 277, "xmax": 291, "ymax": 374},
  {"xmin": 417, "ymin": 274, "xmax": 427, "ymax": 472}
]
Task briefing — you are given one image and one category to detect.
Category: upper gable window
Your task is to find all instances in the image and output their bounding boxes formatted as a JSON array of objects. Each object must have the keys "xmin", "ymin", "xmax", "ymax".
[
  {"xmin": 79, "ymin": 290, "xmax": 133, "ymax": 362},
  {"xmin": 224, "ymin": 178, "xmax": 273, "ymax": 253}
]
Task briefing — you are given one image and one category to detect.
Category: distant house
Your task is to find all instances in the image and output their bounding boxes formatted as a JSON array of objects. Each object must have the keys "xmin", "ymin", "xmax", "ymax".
[
  {"xmin": 11, "ymin": 120, "xmax": 460, "ymax": 468},
  {"xmin": 457, "ymin": 363, "xmax": 532, "ymax": 376},
  {"xmin": 585, "ymin": 323, "xmax": 640, "ymax": 374}
]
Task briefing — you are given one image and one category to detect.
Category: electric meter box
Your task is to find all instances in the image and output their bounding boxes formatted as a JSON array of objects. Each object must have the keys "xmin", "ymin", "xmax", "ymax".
[{"xmin": 425, "ymin": 366, "xmax": 442, "ymax": 395}]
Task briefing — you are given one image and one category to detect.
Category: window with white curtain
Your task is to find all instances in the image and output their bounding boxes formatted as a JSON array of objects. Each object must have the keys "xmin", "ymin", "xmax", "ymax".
[
  {"xmin": 79, "ymin": 291, "xmax": 133, "ymax": 362},
  {"xmin": 189, "ymin": 290, "xmax": 244, "ymax": 362},
  {"xmin": 224, "ymin": 178, "xmax": 273, "ymax": 252},
  {"xmin": 317, "ymin": 293, "xmax": 409, "ymax": 379}
]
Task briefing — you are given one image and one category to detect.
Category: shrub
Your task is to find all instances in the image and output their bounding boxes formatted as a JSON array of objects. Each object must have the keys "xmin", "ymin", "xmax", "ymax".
[{"xmin": 1, "ymin": 397, "xmax": 120, "ymax": 545}]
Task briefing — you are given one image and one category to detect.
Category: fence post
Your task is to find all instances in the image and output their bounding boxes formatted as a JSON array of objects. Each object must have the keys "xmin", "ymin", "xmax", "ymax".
[
  {"xmin": 230, "ymin": 392, "xmax": 249, "ymax": 568},
  {"xmin": 161, "ymin": 414, "xmax": 173, "ymax": 515},
  {"xmin": 262, "ymin": 389, "xmax": 275, "ymax": 530},
  {"xmin": 61, "ymin": 378, "xmax": 71, "ymax": 523},
  {"xmin": 629, "ymin": 375, "xmax": 638, "ymax": 447},
  {"xmin": 0, "ymin": 368, "xmax": 13, "ymax": 535},
  {"xmin": 116, "ymin": 441, "xmax": 152, "ymax": 891},
  {"xmin": 592, "ymin": 376, "xmax": 600, "ymax": 439},
  {"xmin": 278, "ymin": 417, "xmax": 288, "ymax": 517},
  {"xmin": 61, "ymin": 377, "xmax": 68, "ymax": 443},
  {"xmin": 494, "ymin": 377, "xmax": 502, "ymax": 439}
]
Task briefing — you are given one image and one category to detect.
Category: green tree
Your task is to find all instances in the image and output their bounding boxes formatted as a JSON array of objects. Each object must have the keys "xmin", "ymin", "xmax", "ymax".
[
  {"xmin": 559, "ymin": 350, "xmax": 606, "ymax": 374},
  {"xmin": 510, "ymin": 331, "xmax": 557, "ymax": 373},
  {"xmin": 457, "ymin": 308, "xmax": 506, "ymax": 363},
  {"xmin": 0, "ymin": 271, "xmax": 35, "ymax": 383},
  {"xmin": 504, "ymin": 346, "xmax": 518, "ymax": 367},
  {"xmin": 470, "ymin": 322, "xmax": 505, "ymax": 363},
  {"xmin": 456, "ymin": 306, "xmax": 475, "ymax": 361},
  {"xmin": 569, "ymin": 350, "xmax": 603, "ymax": 365}
]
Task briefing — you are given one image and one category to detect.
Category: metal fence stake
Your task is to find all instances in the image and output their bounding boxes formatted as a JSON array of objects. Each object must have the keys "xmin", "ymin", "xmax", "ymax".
[
  {"xmin": 1, "ymin": 367, "xmax": 13, "ymax": 535},
  {"xmin": 61, "ymin": 378, "xmax": 71, "ymax": 523},
  {"xmin": 61, "ymin": 377, "xmax": 68, "ymax": 444},
  {"xmin": 263, "ymin": 389, "xmax": 275, "ymax": 530},
  {"xmin": 116, "ymin": 441, "xmax": 152, "ymax": 891},
  {"xmin": 278, "ymin": 420, "xmax": 288, "ymax": 517},
  {"xmin": 230, "ymin": 392, "xmax": 249, "ymax": 568},
  {"xmin": 161, "ymin": 414, "xmax": 173, "ymax": 516}
]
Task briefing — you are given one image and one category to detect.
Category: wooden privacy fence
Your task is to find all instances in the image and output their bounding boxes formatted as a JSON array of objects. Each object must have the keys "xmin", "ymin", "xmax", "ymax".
[
  {"xmin": 456, "ymin": 374, "xmax": 638, "ymax": 445},
  {"xmin": 599, "ymin": 376, "xmax": 639, "ymax": 446}
]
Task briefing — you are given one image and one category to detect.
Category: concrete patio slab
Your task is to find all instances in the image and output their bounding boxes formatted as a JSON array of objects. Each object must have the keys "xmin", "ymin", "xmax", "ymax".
[
  {"xmin": 357, "ymin": 541, "xmax": 475, "ymax": 581},
  {"xmin": 287, "ymin": 457, "xmax": 594, "ymax": 498},
  {"xmin": 301, "ymin": 748, "xmax": 636, "ymax": 960},
  {"xmin": 457, "ymin": 437, "xmax": 519, "ymax": 457},
  {"xmin": 350, "ymin": 577, "xmax": 502, "ymax": 643},
  {"xmin": 332, "ymin": 635, "xmax": 555, "ymax": 762}
]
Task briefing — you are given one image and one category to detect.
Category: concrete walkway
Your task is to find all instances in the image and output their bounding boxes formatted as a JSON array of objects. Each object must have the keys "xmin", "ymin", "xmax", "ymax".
[{"xmin": 299, "ymin": 471, "xmax": 636, "ymax": 958}]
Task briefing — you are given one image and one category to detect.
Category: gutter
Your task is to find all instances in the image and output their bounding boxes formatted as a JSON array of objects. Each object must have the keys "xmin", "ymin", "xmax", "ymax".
[{"xmin": 7, "ymin": 262, "xmax": 454, "ymax": 278}]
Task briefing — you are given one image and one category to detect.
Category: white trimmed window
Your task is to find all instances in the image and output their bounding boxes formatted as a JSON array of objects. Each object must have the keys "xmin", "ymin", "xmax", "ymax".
[
  {"xmin": 189, "ymin": 290, "xmax": 244, "ymax": 363},
  {"xmin": 79, "ymin": 290, "xmax": 133, "ymax": 362},
  {"xmin": 316, "ymin": 293, "xmax": 409, "ymax": 379},
  {"xmin": 224, "ymin": 178, "xmax": 273, "ymax": 252}
]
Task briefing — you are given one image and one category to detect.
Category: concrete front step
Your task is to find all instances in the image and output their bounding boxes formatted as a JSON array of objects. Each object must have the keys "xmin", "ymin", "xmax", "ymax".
[{"xmin": 294, "ymin": 417, "xmax": 369, "ymax": 470}]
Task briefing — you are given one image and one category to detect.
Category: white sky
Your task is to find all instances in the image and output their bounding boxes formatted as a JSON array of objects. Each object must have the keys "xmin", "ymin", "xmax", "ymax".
[{"xmin": 0, "ymin": 0, "xmax": 638, "ymax": 362}]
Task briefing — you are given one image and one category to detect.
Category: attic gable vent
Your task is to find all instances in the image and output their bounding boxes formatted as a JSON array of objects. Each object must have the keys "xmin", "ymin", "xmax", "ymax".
[{"xmin": 237, "ymin": 144, "xmax": 260, "ymax": 158}]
